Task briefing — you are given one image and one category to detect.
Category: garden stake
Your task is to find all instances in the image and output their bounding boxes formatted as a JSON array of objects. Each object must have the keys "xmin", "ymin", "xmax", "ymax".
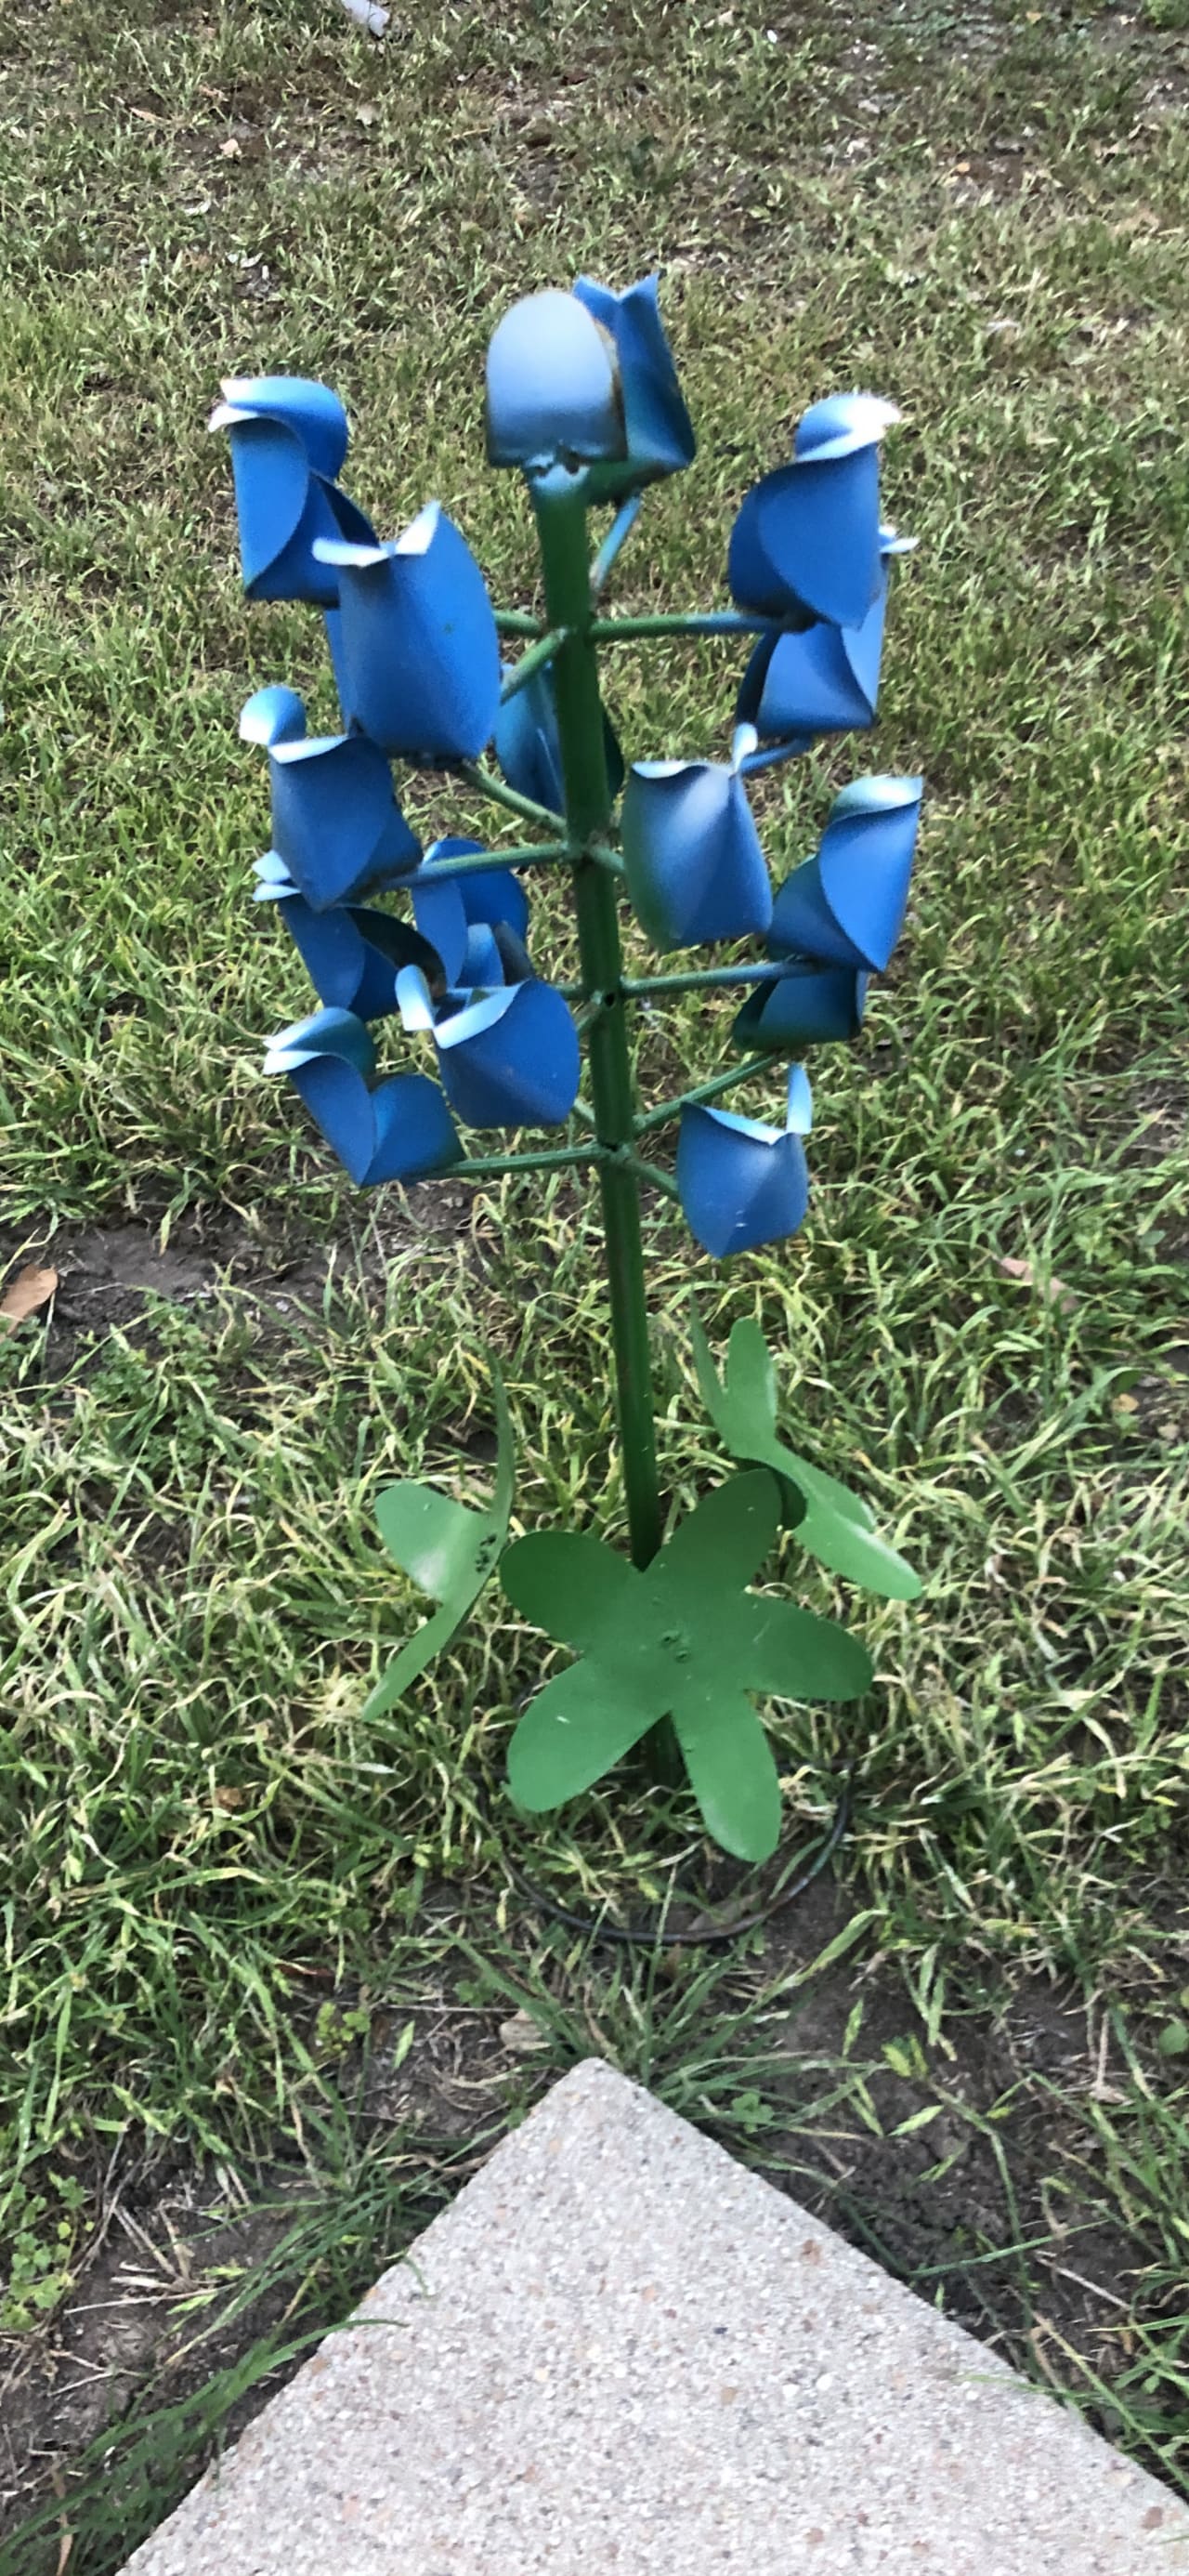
[{"xmin": 212, "ymin": 280, "xmax": 925, "ymax": 1868}]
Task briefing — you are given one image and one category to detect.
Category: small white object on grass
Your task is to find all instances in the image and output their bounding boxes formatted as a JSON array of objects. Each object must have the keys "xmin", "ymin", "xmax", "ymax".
[{"xmin": 340, "ymin": 0, "xmax": 389, "ymax": 34}]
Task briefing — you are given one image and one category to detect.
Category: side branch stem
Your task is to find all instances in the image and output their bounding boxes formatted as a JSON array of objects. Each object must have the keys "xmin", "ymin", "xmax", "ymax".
[
  {"xmin": 589, "ymin": 611, "xmax": 771, "ymax": 641},
  {"xmin": 634, "ymin": 1054, "xmax": 776, "ymax": 1136},
  {"xmin": 498, "ymin": 626, "xmax": 569, "ymax": 701}
]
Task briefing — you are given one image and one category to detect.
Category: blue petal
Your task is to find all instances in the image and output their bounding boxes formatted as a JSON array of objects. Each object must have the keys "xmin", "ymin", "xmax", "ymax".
[
  {"xmin": 253, "ymin": 849, "xmax": 297, "ymax": 897},
  {"xmin": 412, "ymin": 837, "xmax": 530, "ymax": 988},
  {"xmin": 459, "ymin": 921, "xmax": 506, "ymax": 991},
  {"xmin": 817, "ymin": 773, "xmax": 923, "ymax": 972},
  {"xmin": 396, "ymin": 965, "xmax": 437, "ymax": 1032},
  {"xmin": 216, "ymin": 414, "xmax": 310, "ymax": 597},
  {"xmin": 573, "ymin": 273, "xmax": 696, "ymax": 480},
  {"xmin": 733, "ymin": 966, "xmax": 869, "ymax": 1052},
  {"xmin": 726, "ymin": 481, "xmax": 804, "ymax": 623},
  {"xmin": 793, "ymin": 393, "xmax": 899, "ymax": 464},
  {"xmin": 277, "ymin": 897, "xmax": 442, "ymax": 1021},
  {"xmin": 769, "ymin": 857, "xmax": 859, "ymax": 969},
  {"xmin": 495, "ymin": 660, "xmax": 623, "ymax": 810},
  {"xmin": 211, "ymin": 375, "xmax": 350, "ymax": 480},
  {"xmin": 785, "ymin": 1064, "xmax": 814, "ymax": 1135},
  {"xmin": 373, "ymin": 792, "xmax": 423, "ymax": 879},
  {"xmin": 485, "ymin": 289, "xmax": 625, "ymax": 469},
  {"xmin": 729, "ymin": 407, "xmax": 892, "ymax": 628},
  {"xmin": 268, "ymin": 732, "xmax": 421, "ymax": 912},
  {"xmin": 212, "ymin": 411, "xmax": 376, "ymax": 607},
  {"xmin": 756, "ymin": 451, "xmax": 883, "ymax": 629},
  {"xmin": 494, "ymin": 675, "xmax": 564, "ymax": 811},
  {"xmin": 322, "ymin": 606, "xmax": 352, "ymax": 717},
  {"xmin": 210, "ymin": 378, "xmax": 376, "ymax": 603},
  {"xmin": 434, "ymin": 980, "xmax": 580, "ymax": 1129},
  {"xmin": 315, "ymin": 504, "xmax": 501, "ymax": 762},
  {"xmin": 240, "ymin": 685, "xmax": 307, "ymax": 748},
  {"xmin": 843, "ymin": 576, "xmax": 890, "ymax": 710},
  {"xmin": 738, "ymin": 580, "xmax": 887, "ymax": 745},
  {"xmin": 677, "ymin": 1104, "xmax": 810, "ymax": 1258},
  {"xmin": 428, "ymin": 838, "xmax": 529, "ymax": 945},
  {"xmin": 263, "ymin": 1006, "xmax": 377, "ymax": 1076},
  {"xmin": 267, "ymin": 478, "xmax": 376, "ymax": 608},
  {"xmin": 622, "ymin": 761, "xmax": 772, "ymax": 951},
  {"xmin": 411, "ymin": 874, "xmax": 470, "ymax": 988},
  {"xmin": 290, "ymin": 1059, "xmax": 461, "ymax": 1186}
]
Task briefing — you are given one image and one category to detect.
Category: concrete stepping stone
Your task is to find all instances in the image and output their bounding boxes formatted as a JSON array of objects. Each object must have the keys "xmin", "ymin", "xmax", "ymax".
[{"xmin": 124, "ymin": 2057, "xmax": 1189, "ymax": 2573}]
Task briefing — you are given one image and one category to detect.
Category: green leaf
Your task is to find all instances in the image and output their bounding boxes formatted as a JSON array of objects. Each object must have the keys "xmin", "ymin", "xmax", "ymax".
[
  {"xmin": 800, "ymin": 1508, "xmax": 919, "ymax": 1599},
  {"xmin": 500, "ymin": 1529, "xmax": 636, "ymax": 1652},
  {"xmin": 359, "ymin": 1594, "xmax": 469, "ymax": 1721},
  {"xmin": 739, "ymin": 1593, "xmax": 874, "ymax": 1702},
  {"xmin": 691, "ymin": 1309, "xmax": 777, "ymax": 1460},
  {"xmin": 503, "ymin": 1471, "xmax": 869, "ymax": 1855},
  {"xmin": 691, "ymin": 1312, "xmax": 921, "ymax": 1601},
  {"xmin": 507, "ymin": 1657, "xmax": 658, "ymax": 1810},
  {"xmin": 651, "ymin": 1467, "xmax": 780, "ymax": 1600},
  {"xmin": 669, "ymin": 1679, "xmax": 782, "ymax": 1862},
  {"xmin": 362, "ymin": 1360, "xmax": 514, "ymax": 1719},
  {"xmin": 375, "ymin": 1483, "xmax": 481, "ymax": 1596}
]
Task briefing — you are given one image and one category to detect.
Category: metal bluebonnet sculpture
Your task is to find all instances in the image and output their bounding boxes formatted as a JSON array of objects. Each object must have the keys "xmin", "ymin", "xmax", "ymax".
[{"xmin": 211, "ymin": 283, "xmax": 924, "ymax": 1865}]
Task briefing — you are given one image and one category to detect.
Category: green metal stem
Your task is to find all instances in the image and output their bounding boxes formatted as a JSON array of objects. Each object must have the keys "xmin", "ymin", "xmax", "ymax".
[
  {"xmin": 622, "ymin": 963, "xmax": 783, "ymax": 998},
  {"xmin": 455, "ymin": 1144, "xmax": 607, "ymax": 1179},
  {"xmin": 458, "ymin": 760, "xmax": 566, "ymax": 835},
  {"xmin": 499, "ymin": 626, "xmax": 569, "ymax": 701},
  {"xmin": 532, "ymin": 481, "xmax": 662, "ymax": 1576},
  {"xmin": 589, "ymin": 611, "xmax": 771, "ymax": 641},
  {"xmin": 634, "ymin": 1053, "xmax": 776, "ymax": 1136},
  {"xmin": 494, "ymin": 609, "xmax": 546, "ymax": 636},
  {"xmin": 618, "ymin": 1151, "xmax": 681, "ymax": 1204},
  {"xmin": 404, "ymin": 841, "xmax": 568, "ymax": 888},
  {"xmin": 586, "ymin": 839, "xmax": 626, "ymax": 877}
]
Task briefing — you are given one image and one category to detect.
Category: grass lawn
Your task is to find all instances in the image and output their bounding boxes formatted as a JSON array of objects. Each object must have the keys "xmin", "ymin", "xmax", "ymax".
[{"xmin": 2, "ymin": 0, "xmax": 1188, "ymax": 2562}]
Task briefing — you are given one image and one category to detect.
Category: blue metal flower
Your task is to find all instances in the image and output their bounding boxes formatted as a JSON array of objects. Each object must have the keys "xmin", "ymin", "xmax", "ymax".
[
  {"xmin": 435, "ymin": 981, "xmax": 581, "ymax": 1128},
  {"xmin": 487, "ymin": 288, "xmax": 622, "ymax": 472},
  {"xmin": 494, "ymin": 662, "xmax": 624, "ymax": 813},
  {"xmin": 265, "ymin": 890, "xmax": 443, "ymax": 1022},
  {"xmin": 621, "ymin": 756, "xmax": 772, "ymax": 951},
  {"xmin": 736, "ymin": 525, "xmax": 914, "ymax": 757},
  {"xmin": 677, "ymin": 1068, "xmax": 812, "ymax": 1258},
  {"xmin": 485, "ymin": 274, "xmax": 694, "ymax": 488},
  {"xmin": 737, "ymin": 573, "xmax": 887, "ymax": 755},
  {"xmin": 208, "ymin": 376, "xmax": 376, "ymax": 606},
  {"xmin": 263, "ymin": 1008, "xmax": 461, "ymax": 1186},
  {"xmin": 770, "ymin": 775, "xmax": 923, "ymax": 973},
  {"xmin": 733, "ymin": 964, "xmax": 869, "ymax": 1054},
  {"xmin": 397, "ymin": 965, "xmax": 581, "ymax": 1130},
  {"xmin": 314, "ymin": 502, "xmax": 501, "ymax": 763},
  {"xmin": 411, "ymin": 838, "xmax": 530, "ymax": 989},
  {"xmin": 728, "ymin": 393, "xmax": 899, "ymax": 632},
  {"xmin": 240, "ymin": 688, "xmax": 420, "ymax": 913}
]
